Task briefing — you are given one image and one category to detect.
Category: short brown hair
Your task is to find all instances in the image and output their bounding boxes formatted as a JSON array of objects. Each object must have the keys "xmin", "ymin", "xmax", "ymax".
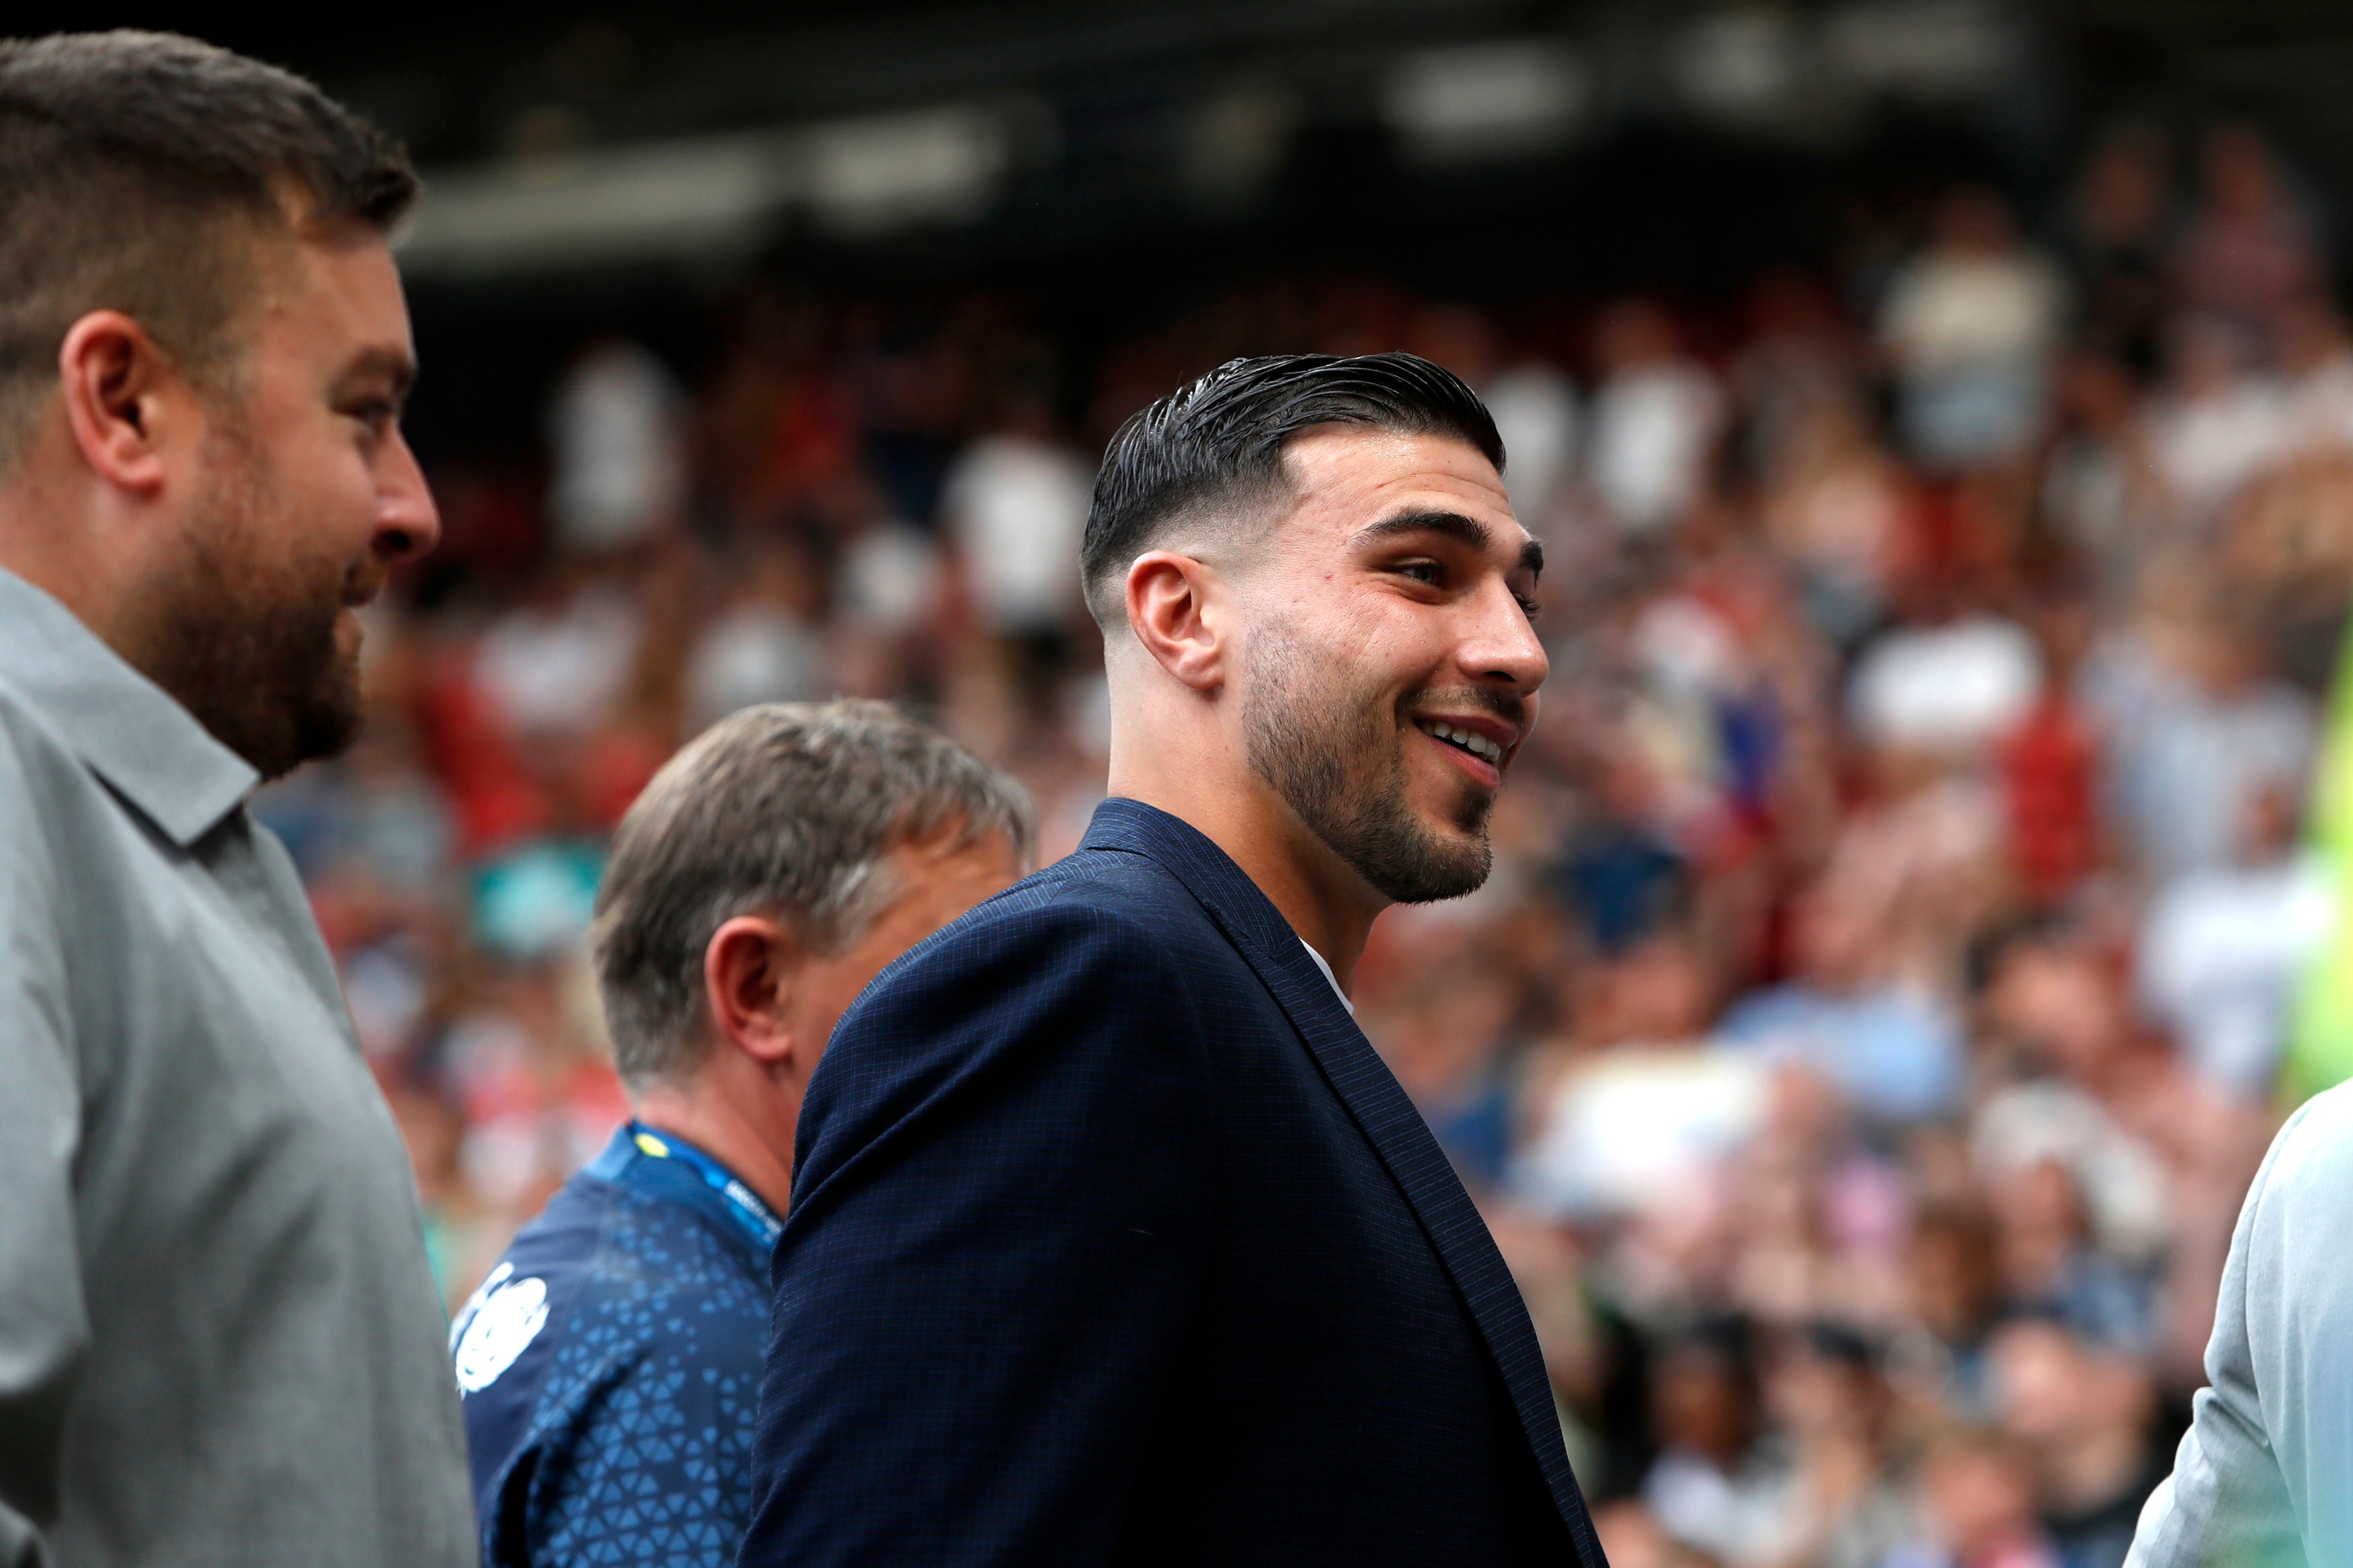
[
  {"xmin": 0, "ymin": 31, "xmax": 417, "ymax": 466},
  {"xmin": 590, "ymin": 700, "xmax": 1037, "ymax": 1090}
]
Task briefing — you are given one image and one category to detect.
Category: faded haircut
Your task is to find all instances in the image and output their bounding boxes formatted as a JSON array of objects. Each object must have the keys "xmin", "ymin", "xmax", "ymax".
[
  {"xmin": 0, "ymin": 31, "xmax": 417, "ymax": 468},
  {"xmin": 590, "ymin": 700, "xmax": 1036, "ymax": 1090},
  {"xmin": 1080, "ymin": 352, "xmax": 1505, "ymax": 628}
]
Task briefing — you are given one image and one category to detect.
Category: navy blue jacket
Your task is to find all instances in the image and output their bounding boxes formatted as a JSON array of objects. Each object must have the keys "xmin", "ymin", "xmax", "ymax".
[{"xmin": 739, "ymin": 798, "xmax": 1607, "ymax": 1566}]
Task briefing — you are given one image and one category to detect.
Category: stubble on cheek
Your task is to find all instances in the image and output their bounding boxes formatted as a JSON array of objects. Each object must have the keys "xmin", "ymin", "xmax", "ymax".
[
  {"xmin": 150, "ymin": 427, "xmax": 370, "ymax": 779},
  {"xmin": 1243, "ymin": 624, "xmax": 1494, "ymax": 904}
]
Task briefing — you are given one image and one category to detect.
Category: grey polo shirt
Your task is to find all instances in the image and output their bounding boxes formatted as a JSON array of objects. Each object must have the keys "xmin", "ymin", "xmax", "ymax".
[{"xmin": 0, "ymin": 569, "xmax": 477, "ymax": 1568}]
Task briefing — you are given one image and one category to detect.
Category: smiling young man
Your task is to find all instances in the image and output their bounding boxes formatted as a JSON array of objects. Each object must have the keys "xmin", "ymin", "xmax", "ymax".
[
  {"xmin": 0, "ymin": 32, "xmax": 472, "ymax": 1568},
  {"xmin": 739, "ymin": 354, "xmax": 1609, "ymax": 1567}
]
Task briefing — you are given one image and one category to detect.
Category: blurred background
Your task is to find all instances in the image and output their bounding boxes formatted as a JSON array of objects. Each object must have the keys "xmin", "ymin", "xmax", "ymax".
[{"xmin": 56, "ymin": 2, "xmax": 2353, "ymax": 1563}]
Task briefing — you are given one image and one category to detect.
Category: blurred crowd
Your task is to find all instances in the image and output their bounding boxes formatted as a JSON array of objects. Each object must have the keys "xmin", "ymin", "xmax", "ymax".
[{"xmin": 269, "ymin": 118, "xmax": 2353, "ymax": 1568}]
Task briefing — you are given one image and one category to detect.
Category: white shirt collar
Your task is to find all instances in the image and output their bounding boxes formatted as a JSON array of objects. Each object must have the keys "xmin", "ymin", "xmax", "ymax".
[{"xmin": 1298, "ymin": 938, "xmax": 1352, "ymax": 1015}]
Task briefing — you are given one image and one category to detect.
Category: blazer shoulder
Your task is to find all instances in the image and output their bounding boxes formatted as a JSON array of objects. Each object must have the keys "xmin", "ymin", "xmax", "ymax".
[
  {"xmin": 981, "ymin": 842, "xmax": 1213, "ymax": 930},
  {"xmin": 795, "ymin": 848, "xmax": 1226, "ymax": 1211},
  {"xmin": 871, "ymin": 844, "xmax": 1231, "ymax": 995}
]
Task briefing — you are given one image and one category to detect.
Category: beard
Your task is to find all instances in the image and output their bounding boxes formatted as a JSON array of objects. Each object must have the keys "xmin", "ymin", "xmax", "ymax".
[
  {"xmin": 1242, "ymin": 624, "xmax": 1499, "ymax": 905},
  {"xmin": 147, "ymin": 419, "xmax": 373, "ymax": 781}
]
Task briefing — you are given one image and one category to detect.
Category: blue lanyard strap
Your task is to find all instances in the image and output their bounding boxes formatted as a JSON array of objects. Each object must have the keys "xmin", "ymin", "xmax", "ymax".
[{"xmin": 619, "ymin": 1121, "xmax": 784, "ymax": 1253}]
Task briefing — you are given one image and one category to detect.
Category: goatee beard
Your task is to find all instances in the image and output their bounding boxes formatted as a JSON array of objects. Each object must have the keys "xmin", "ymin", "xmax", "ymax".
[{"xmin": 1242, "ymin": 626, "xmax": 1496, "ymax": 905}]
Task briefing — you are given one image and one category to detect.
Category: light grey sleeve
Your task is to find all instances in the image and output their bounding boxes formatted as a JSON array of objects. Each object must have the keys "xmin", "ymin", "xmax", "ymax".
[
  {"xmin": 0, "ymin": 766, "xmax": 83, "ymax": 1568},
  {"xmin": 2126, "ymin": 1100, "xmax": 2315, "ymax": 1568}
]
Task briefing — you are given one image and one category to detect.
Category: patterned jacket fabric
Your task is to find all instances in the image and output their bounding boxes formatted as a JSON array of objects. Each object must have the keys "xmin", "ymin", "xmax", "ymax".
[
  {"xmin": 453, "ymin": 1126, "xmax": 771, "ymax": 1567},
  {"xmin": 739, "ymin": 796, "xmax": 1610, "ymax": 1567}
]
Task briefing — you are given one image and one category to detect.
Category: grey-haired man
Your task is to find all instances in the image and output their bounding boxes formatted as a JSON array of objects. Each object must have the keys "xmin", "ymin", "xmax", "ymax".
[{"xmin": 451, "ymin": 700, "xmax": 1031, "ymax": 1568}]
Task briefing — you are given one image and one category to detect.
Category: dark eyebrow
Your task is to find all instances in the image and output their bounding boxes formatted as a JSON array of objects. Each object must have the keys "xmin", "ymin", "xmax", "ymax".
[
  {"xmin": 1353, "ymin": 508, "xmax": 1544, "ymax": 581},
  {"xmin": 337, "ymin": 345, "xmax": 417, "ymax": 405}
]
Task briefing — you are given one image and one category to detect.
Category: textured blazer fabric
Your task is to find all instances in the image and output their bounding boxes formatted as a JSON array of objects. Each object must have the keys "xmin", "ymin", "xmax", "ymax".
[{"xmin": 739, "ymin": 796, "xmax": 1609, "ymax": 1567}]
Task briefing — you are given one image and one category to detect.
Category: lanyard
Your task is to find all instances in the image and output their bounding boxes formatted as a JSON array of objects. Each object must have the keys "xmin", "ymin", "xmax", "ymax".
[{"xmin": 621, "ymin": 1121, "xmax": 784, "ymax": 1253}]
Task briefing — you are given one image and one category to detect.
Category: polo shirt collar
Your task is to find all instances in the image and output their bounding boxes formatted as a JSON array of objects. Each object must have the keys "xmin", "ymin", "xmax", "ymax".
[{"xmin": 0, "ymin": 567, "xmax": 257, "ymax": 845}]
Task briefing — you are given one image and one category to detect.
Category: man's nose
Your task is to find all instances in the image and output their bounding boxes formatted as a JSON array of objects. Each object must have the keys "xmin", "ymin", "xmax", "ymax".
[
  {"xmin": 1462, "ymin": 577, "xmax": 1550, "ymax": 695},
  {"xmin": 374, "ymin": 429, "xmax": 442, "ymax": 566}
]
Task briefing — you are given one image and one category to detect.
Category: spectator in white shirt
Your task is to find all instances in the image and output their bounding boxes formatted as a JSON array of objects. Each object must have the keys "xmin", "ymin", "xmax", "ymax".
[
  {"xmin": 939, "ymin": 393, "xmax": 1094, "ymax": 641},
  {"xmin": 1586, "ymin": 298, "xmax": 1724, "ymax": 535},
  {"xmin": 1880, "ymin": 186, "xmax": 2067, "ymax": 471}
]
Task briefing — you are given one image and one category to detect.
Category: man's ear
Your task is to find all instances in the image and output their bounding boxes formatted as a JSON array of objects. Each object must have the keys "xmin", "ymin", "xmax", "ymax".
[
  {"xmin": 701, "ymin": 914, "xmax": 799, "ymax": 1070},
  {"xmin": 56, "ymin": 310, "xmax": 182, "ymax": 497},
  {"xmin": 1125, "ymin": 550, "xmax": 1227, "ymax": 692}
]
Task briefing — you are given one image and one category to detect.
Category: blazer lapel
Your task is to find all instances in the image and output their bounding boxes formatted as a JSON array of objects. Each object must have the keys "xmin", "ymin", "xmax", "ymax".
[{"xmin": 1081, "ymin": 800, "xmax": 1606, "ymax": 1563}]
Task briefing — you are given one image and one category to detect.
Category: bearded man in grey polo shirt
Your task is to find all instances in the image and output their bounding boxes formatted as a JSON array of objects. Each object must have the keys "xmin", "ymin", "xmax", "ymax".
[{"xmin": 0, "ymin": 32, "xmax": 475, "ymax": 1568}]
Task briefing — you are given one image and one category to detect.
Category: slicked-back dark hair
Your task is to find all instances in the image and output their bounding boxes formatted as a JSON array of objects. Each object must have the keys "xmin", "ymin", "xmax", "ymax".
[
  {"xmin": 1081, "ymin": 352, "xmax": 1505, "ymax": 628},
  {"xmin": 0, "ymin": 31, "xmax": 417, "ymax": 466}
]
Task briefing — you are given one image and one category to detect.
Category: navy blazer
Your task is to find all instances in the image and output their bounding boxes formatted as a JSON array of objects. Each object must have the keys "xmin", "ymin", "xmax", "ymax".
[{"xmin": 740, "ymin": 798, "xmax": 1608, "ymax": 1567}]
